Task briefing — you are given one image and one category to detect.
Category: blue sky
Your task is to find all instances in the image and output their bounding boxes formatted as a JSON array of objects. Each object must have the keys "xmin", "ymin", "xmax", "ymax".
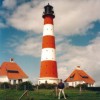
[{"xmin": 0, "ymin": 0, "xmax": 100, "ymax": 86}]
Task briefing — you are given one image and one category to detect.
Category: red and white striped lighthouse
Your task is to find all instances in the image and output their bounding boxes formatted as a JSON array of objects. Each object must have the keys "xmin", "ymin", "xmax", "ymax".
[{"xmin": 38, "ymin": 3, "xmax": 58, "ymax": 84}]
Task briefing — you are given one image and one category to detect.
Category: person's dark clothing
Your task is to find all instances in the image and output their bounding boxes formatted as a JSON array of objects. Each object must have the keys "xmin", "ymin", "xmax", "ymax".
[{"xmin": 58, "ymin": 82, "xmax": 64, "ymax": 89}]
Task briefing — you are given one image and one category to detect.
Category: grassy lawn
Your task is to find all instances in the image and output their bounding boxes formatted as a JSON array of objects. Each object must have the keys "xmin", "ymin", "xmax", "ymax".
[{"xmin": 0, "ymin": 89, "xmax": 100, "ymax": 100}]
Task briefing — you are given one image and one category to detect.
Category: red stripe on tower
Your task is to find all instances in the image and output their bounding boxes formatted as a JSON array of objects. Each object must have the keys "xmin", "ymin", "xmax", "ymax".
[{"xmin": 38, "ymin": 3, "xmax": 59, "ymax": 84}]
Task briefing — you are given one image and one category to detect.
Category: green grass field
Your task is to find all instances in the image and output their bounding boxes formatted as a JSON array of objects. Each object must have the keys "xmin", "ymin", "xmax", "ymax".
[{"xmin": 0, "ymin": 89, "xmax": 100, "ymax": 100}]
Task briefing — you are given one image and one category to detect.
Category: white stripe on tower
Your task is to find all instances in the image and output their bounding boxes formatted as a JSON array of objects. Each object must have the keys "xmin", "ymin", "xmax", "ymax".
[
  {"xmin": 41, "ymin": 48, "xmax": 56, "ymax": 61},
  {"xmin": 43, "ymin": 24, "xmax": 54, "ymax": 36}
]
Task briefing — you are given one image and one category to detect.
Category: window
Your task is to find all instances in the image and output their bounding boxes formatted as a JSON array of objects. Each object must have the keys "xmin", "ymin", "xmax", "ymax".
[
  {"xmin": 13, "ymin": 80, "xmax": 16, "ymax": 84},
  {"xmin": 45, "ymin": 81, "xmax": 47, "ymax": 84},
  {"xmin": 7, "ymin": 70, "xmax": 19, "ymax": 73},
  {"xmin": 18, "ymin": 79, "xmax": 22, "ymax": 84},
  {"xmin": 80, "ymin": 75, "xmax": 88, "ymax": 78},
  {"xmin": 39, "ymin": 81, "xmax": 40, "ymax": 85},
  {"xmin": 9, "ymin": 80, "xmax": 11, "ymax": 84},
  {"xmin": 82, "ymin": 76, "xmax": 88, "ymax": 78}
]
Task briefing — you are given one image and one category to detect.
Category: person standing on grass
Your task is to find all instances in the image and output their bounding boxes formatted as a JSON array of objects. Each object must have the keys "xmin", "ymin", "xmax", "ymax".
[{"xmin": 58, "ymin": 79, "xmax": 66, "ymax": 99}]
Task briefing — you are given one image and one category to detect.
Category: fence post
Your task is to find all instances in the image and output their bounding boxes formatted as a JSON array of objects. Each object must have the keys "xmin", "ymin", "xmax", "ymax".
[
  {"xmin": 55, "ymin": 86, "xmax": 58, "ymax": 96},
  {"xmin": 24, "ymin": 85, "xmax": 26, "ymax": 91},
  {"xmin": 80, "ymin": 85, "xmax": 82, "ymax": 94}
]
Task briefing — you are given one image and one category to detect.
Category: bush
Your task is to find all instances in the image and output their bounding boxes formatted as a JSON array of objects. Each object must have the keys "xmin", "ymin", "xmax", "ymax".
[
  {"xmin": 0, "ymin": 82, "xmax": 11, "ymax": 89},
  {"xmin": 75, "ymin": 83, "xmax": 88, "ymax": 89},
  {"xmin": 67, "ymin": 86, "xmax": 74, "ymax": 89},
  {"xmin": 38, "ymin": 83, "xmax": 57, "ymax": 89},
  {"xmin": 86, "ymin": 87, "xmax": 100, "ymax": 91},
  {"xmin": 18, "ymin": 81, "xmax": 33, "ymax": 91},
  {"xmin": 10, "ymin": 84, "xmax": 18, "ymax": 90}
]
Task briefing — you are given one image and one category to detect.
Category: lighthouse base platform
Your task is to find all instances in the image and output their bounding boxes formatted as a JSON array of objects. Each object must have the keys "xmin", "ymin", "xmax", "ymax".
[{"xmin": 38, "ymin": 77, "xmax": 59, "ymax": 85}]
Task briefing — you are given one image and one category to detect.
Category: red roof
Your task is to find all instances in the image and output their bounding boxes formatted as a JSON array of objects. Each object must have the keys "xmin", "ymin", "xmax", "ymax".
[
  {"xmin": 0, "ymin": 67, "xmax": 6, "ymax": 76},
  {"xmin": 0, "ymin": 62, "xmax": 28, "ymax": 79},
  {"xmin": 65, "ymin": 66, "xmax": 95, "ymax": 84}
]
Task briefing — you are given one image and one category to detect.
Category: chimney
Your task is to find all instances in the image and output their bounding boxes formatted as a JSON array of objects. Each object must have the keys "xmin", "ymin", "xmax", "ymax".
[
  {"xmin": 76, "ymin": 66, "xmax": 81, "ymax": 70},
  {"xmin": 10, "ymin": 58, "xmax": 14, "ymax": 62}
]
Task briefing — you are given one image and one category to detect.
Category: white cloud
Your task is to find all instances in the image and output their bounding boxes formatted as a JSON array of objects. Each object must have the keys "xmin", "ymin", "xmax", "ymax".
[
  {"xmin": 14, "ymin": 36, "xmax": 42, "ymax": 57},
  {"xmin": 7, "ymin": 1, "xmax": 43, "ymax": 33},
  {"xmin": 2, "ymin": 0, "xmax": 17, "ymax": 9},
  {"xmin": 7, "ymin": 0, "xmax": 100, "ymax": 35},
  {"xmin": 57, "ymin": 33, "xmax": 100, "ymax": 86}
]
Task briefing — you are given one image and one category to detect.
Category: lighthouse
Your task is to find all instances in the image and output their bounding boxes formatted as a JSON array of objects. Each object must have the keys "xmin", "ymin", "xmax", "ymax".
[{"xmin": 38, "ymin": 3, "xmax": 59, "ymax": 84}]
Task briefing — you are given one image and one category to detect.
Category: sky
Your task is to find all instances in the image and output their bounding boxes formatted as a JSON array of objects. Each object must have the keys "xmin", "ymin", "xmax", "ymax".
[{"xmin": 0, "ymin": 0, "xmax": 100, "ymax": 86}]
